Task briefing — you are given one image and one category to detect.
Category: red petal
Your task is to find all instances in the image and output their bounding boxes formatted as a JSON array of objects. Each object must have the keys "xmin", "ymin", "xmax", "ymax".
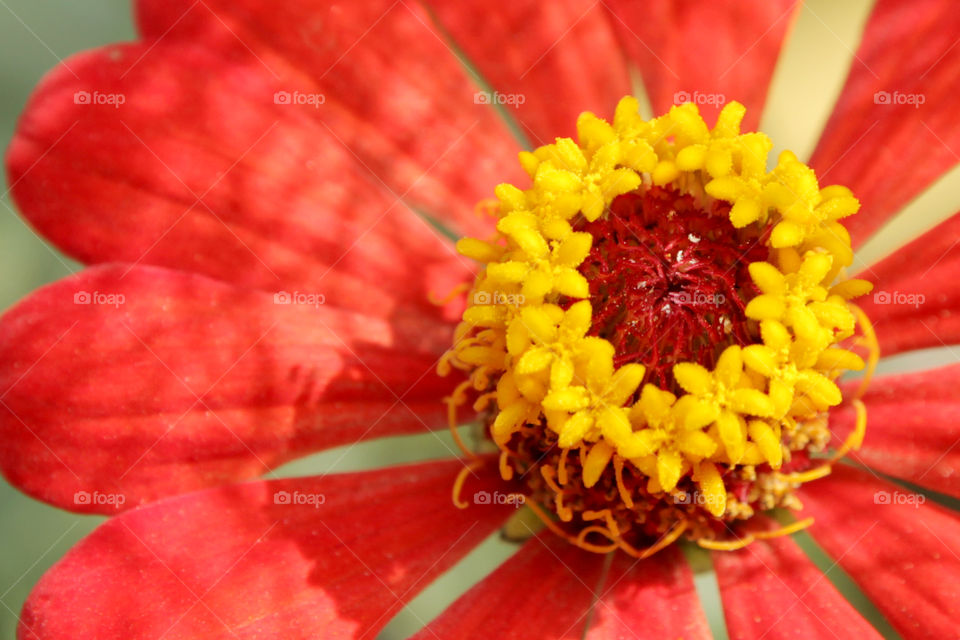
[
  {"xmin": 134, "ymin": 0, "xmax": 523, "ymax": 237},
  {"xmin": 854, "ymin": 211, "xmax": 960, "ymax": 355},
  {"xmin": 809, "ymin": 0, "xmax": 960, "ymax": 247},
  {"xmin": 585, "ymin": 546, "xmax": 710, "ymax": 639},
  {"xmin": 20, "ymin": 459, "xmax": 512, "ymax": 640},
  {"xmin": 602, "ymin": 0, "xmax": 799, "ymax": 130},
  {"xmin": 713, "ymin": 516, "xmax": 881, "ymax": 640},
  {"xmin": 7, "ymin": 42, "xmax": 474, "ymax": 320},
  {"xmin": 799, "ymin": 465, "xmax": 960, "ymax": 639},
  {"xmin": 411, "ymin": 533, "xmax": 605, "ymax": 640},
  {"xmin": 413, "ymin": 536, "xmax": 707, "ymax": 640},
  {"xmin": 0, "ymin": 265, "xmax": 457, "ymax": 514},
  {"xmin": 833, "ymin": 364, "xmax": 960, "ymax": 499},
  {"xmin": 425, "ymin": 0, "xmax": 631, "ymax": 143}
]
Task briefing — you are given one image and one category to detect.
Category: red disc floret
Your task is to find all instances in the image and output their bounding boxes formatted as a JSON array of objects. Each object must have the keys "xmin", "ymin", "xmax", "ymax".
[{"xmin": 576, "ymin": 186, "xmax": 769, "ymax": 389}]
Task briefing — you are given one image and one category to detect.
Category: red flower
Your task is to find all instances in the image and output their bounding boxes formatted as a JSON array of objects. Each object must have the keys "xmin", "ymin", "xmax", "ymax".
[{"xmin": 3, "ymin": 1, "xmax": 960, "ymax": 638}]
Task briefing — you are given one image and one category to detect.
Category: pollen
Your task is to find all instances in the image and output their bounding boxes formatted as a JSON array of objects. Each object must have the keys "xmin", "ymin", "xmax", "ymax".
[{"xmin": 442, "ymin": 97, "xmax": 876, "ymax": 554}]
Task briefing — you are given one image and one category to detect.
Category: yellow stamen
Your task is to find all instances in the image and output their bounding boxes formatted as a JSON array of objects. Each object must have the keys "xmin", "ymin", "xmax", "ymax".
[
  {"xmin": 583, "ymin": 508, "xmax": 621, "ymax": 538},
  {"xmin": 778, "ymin": 465, "xmax": 833, "ymax": 484},
  {"xmin": 475, "ymin": 197, "xmax": 500, "ymax": 218},
  {"xmin": 557, "ymin": 448, "xmax": 571, "ymax": 486},
  {"xmin": 754, "ymin": 516, "xmax": 815, "ymax": 540},
  {"xmin": 850, "ymin": 303, "xmax": 879, "ymax": 401},
  {"xmin": 698, "ymin": 536, "xmax": 756, "ymax": 551},
  {"xmin": 620, "ymin": 521, "xmax": 688, "ymax": 558},
  {"xmin": 830, "ymin": 398, "xmax": 867, "ymax": 462},
  {"xmin": 613, "ymin": 455, "xmax": 634, "ymax": 509},
  {"xmin": 452, "ymin": 459, "xmax": 485, "ymax": 509},
  {"xmin": 776, "ymin": 402, "xmax": 866, "ymax": 489},
  {"xmin": 444, "ymin": 379, "xmax": 479, "ymax": 460},
  {"xmin": 699, "ymin": 516, "xmax": 816, "ymax": 549},
  {"xmin": 540, "ymin": 465, "xmax": 573, "ymax": 521},
  {"xmin": 428, "ymin": 281, "xmax": 471, "ymax": 306},
  {"xmin": 499, "ymin": 450, "xmax": 514, "ymax": 481},
  {"xmin": 575, "ymin": 526, "xmax": 621, "ymax": 554},
  {"xmin": 526, "ymin": 499, "xmax": 616, "ymax": 552}
]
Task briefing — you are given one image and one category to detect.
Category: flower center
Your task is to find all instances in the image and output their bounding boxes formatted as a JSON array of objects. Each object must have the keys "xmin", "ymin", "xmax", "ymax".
[
  {"xmin": 441, "ymin": 97, "xmax": 878, "ymax": 556},
  {"xmin": 579, "ymin": 186, "xmax": 767, "ymax": 388}
]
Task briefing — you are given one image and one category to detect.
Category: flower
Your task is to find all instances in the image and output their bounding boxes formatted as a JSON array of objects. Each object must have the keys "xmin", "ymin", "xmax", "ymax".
[{"xmin": 2, "ymin": 0, "xmax": 960, "ymax": 639}]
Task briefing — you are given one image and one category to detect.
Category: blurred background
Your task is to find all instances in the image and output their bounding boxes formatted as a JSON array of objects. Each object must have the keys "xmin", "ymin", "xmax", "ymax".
[
  {"xmin": 1, "ymin": 1, "xmax": 957, "ymax": 638},
  {"xmin": 1, "ymin": 3, "xmax": 130, "ymax": 638}
]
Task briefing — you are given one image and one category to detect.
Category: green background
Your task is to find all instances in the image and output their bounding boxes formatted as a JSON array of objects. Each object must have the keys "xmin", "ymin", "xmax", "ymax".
[
  {"xmin": 1, "ymin": 1, "xmax": 955, "ymax": 638},
  {"xmin": 1, "ymin": 3, "xmax": 128, "ymax": 638}
]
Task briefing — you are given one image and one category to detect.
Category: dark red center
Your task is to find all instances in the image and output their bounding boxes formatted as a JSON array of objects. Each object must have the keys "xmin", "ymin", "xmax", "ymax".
[{"xmin": 575, "ymin": 186, "xmax": 768, "ymax": 389}]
